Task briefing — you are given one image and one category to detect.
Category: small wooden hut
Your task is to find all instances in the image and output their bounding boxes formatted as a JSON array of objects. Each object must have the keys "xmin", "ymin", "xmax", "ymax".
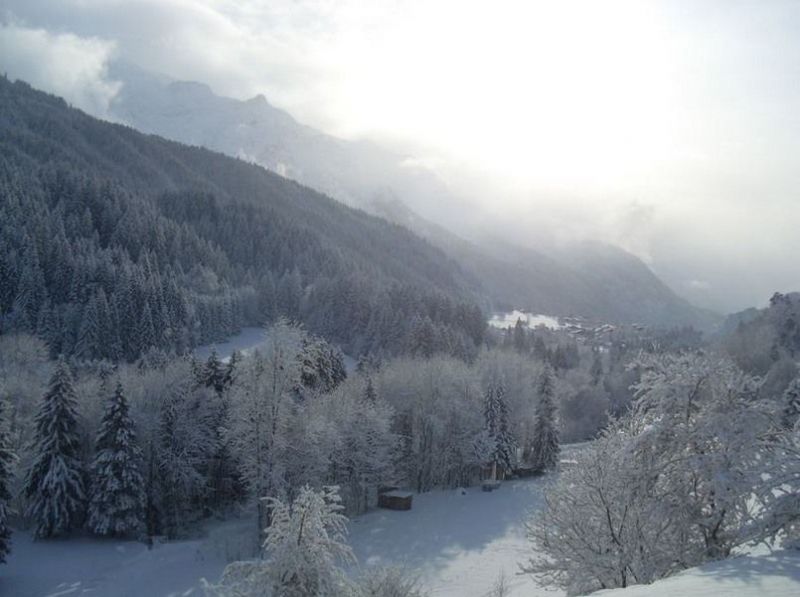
[{"xmin": 378, "ymin": 489, "xmax": 413, "ymax": 511}]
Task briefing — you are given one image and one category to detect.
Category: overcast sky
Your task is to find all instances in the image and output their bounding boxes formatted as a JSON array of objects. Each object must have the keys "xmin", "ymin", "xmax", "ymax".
[{"xmin": 1, "ymin": 0, "xmax": 799, "ymax": 313}]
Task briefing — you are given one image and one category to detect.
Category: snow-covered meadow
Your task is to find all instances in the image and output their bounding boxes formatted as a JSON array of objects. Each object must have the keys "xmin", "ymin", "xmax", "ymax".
[
  {"xmin": 193, "ymin": 327, "xmax": 271, "ymax": 363},
  {"xmin": 4, "ymin": 476, "xmax": 550, "ymax": 597},
  {"xmin": 347, "ymin": 479, "xmax": 548, "ymax": 596},
  {"xmin": 8, "ymin": 473, "xmax": 800, "ymax": 597}
]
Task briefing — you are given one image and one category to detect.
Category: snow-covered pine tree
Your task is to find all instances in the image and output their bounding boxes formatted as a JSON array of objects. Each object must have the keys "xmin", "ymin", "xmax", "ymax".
[
  {"xmin": 13, "ymin": 238, "xmax": 46, "ymax": 332},
  {"xmin": 75, "ymin": 291, "xmax": 101, "ymax": 361},
  {"xmin": 0, "ymin": 400, "xmax": 14, "ymax": 563},
  {"xmin": 201, "ymin": 349, "xmax": 227, "ymax": 395},
  {"xmin": 484, "ymin": 380, "xmax": 516, "ymax": 477},
  {"xmin": 222, "ymin": 350, "xmax": 241, "ymax": 388},
  {"xmin": 203, "ymin": 352, "xmax": 244, "ymax": 510},
  {"xmin": 363, "ymin": 376, "xmax": 377, "ymax": 404},
  {"xmin": 24, "ymin": 358, "xmax": 86, "ymax": 538},
  {"xmin": 88, "ymin": 382, "xmax": 145, "ymax": 537},
  {"xmin": 530, "ymin": 365, "xmax": 560, "ymax": 473},
  {"xmin": 782, "ymin": 377, "xmax": 800, "ymax": 429},
  {"xmin": 590, "ymin": 353, "xmax": 604, "ymax": 386},
  {"xmin": 513, "ymin": 317, "xmax": 528, "ymax": 354}
]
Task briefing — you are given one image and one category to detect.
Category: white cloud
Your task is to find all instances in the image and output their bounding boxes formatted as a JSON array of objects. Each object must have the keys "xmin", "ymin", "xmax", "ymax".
[{"xmin": 0, "ymin": 22, "xmax": 121, "ymax": 117}]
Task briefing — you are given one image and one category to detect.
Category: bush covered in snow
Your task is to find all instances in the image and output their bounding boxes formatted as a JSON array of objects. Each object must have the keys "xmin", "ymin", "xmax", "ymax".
[{"xmin": 524, "ymin": 352, "xmax": 791, "ymax": 595}]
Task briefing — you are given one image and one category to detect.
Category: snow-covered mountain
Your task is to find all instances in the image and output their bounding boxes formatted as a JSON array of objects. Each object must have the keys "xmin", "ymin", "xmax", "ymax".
[
  {"xmin": 108, "ymin": 62, "xmax": 456, "ymax": 225},
  {"xmin": 107, "ymin": 62, "xmax": 720, "ymax": 330}
]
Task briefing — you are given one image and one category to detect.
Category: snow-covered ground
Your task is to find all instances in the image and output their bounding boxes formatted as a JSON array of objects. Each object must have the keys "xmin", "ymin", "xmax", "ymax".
[
  {"xmin": 348, "ymin": 478, "xmax": 552, "ymax": 596},
  {"xmin": 3, "ymin": 478, "xmax": 549, "ymax": 597},
  {"xmin": 597, "ymin": 544, "xmax": 800, "ymax": 597},
  {"xmin": 2, "ymin": 530, "xmax": 228, "ymax": 597},
  {"xmin": 5, "ymin": 470, "xmax": 799, "ymax": 597},
  {"xmin": 488, "ymin": 311, "xmax": 562, "ymax": 330},
  {"xmin": 193, "ymin": 327, "xmax": 269, "ymax": 362}
]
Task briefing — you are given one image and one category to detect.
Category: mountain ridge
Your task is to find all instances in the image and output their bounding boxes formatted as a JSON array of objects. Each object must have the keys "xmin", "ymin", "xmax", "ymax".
[
  {"xmin": 107, "ymin": 63, "xmax": 718, "ymax": 330},
  {"xmin": 0, "ymin": 75, "xmax": 486, "ymax": 360}
]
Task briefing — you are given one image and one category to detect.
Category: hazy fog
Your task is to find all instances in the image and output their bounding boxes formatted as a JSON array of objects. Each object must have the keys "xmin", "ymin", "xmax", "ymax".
[{"xmin": 2, "ymin": 0, "xmax": 799, "ymax": 313}]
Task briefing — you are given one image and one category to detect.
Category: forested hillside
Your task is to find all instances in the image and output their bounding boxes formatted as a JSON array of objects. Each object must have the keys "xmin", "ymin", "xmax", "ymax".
[
  {"xmin": 0, "ymin": 77, "xmax": 485, "ymax": 361},
  {"xmin": 108, "ymin": 65, "xmax": 719, "ymax": 331}
]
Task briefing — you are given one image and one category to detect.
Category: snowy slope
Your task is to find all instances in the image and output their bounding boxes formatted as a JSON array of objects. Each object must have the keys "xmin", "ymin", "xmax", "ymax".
[{"xmin": 595, "ymin": 545, "xmax": 800, "ymax": 597}]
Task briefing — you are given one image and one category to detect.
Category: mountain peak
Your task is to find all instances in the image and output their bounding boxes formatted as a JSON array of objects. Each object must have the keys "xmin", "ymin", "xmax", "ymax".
[
  {"xmin": 166, "ymin": 80, "xmax": 214, "ymax": 97},
  {"xmin": 248, "ymin": 93, "xmax": 269, "ymax": 105}
]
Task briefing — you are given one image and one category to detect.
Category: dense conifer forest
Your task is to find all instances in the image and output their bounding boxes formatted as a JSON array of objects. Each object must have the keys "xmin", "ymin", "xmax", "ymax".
[{"xmin": 0, "ymin": 76, "xmax": 485, "ymax": 362}]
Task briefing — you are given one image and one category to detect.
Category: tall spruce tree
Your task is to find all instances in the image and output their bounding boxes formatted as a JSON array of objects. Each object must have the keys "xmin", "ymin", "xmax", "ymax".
[
  {"xmin": 484, "ymin": 380, "xmax": 516, "ymax": 477},
  {"xmin": 202, "ymin": 351, "xmax": 244, "ymax": 510},
  {"xmin": 75, "ymin": 292, "xmax": 101, "ymax": 361},
  {"xmin": 13, "ymin": 238, "xmax": 46, "ymax": 332},
  {"xmin": 0, "ymin": 400, "xmax": 14, "ymax": 563},
  {"xmin": 201, "ymin": 350, "xmax": 227, "ymax": 395},
  {"xmin": 513, "ymin": 317, "xmax": 528, "ymax": 353},
  {"xmin": 530, "ymin": 365, "xmax": 560, "ymax": 473},
  {"xmin": 88, "ymin": 382, "xmax": 145, "ymax": 537},
  {"xmin": 24, "ymin": 359, "xmax": 86, "ymax": 538}
]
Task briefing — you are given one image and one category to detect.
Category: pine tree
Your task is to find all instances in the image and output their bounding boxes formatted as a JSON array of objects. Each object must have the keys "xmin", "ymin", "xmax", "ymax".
[
  {"xmin": 484, "ymin": 380, "xmax": 516, "ymax": 477},
  {"xmin": 0, "ymin": 401, "xmax": 14, "ymax": 563},
  {"xmin": 13, "ymin": 239, "xmax": 46, "ymax": 332},
  {"xmin": 24, "ymin": 359, "xmax": 86, "ymax": 538},
  {"xmin": 223, "ymin": 350, "xmax": 241, "ymax": 388},
  {"xmin": 201, "ymin": 350, "xmax": 226, "ymax": 395},
  {"xmin": 75, "ymin": 291, "xmax": 101, "ymax": 361},
  {"xmin": 590, "ymin": 353, "xmax": 604, "ymax": 386},
  {"xmin": 513, "ymin": 317, "xmax": 528, "ymax": 353},
  {"xmin": 530, "ymin": 366, "xmax": 560, "ymax": 473},
  {"xmin": 88, "ymin": 382, "xmax": 145, "ymax": 537},
  {"xmin": 135, "ymin": 300, "xmax": 157, "ymax": 357},
  {"xmin": 782, "ymin": 377, "xmax": 800, "ymax": 429},
  {"xmin": 364, "ymin": 376, "xmax": 377, "ymax": 404}
]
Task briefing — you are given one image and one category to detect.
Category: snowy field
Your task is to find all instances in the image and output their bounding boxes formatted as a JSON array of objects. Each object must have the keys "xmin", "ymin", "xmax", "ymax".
[
  {"xmin": 193, "ymin": 327, "xmax": 270, "ymax": 362},
  {"xmin": 3, "ymin": 478, "xmax": 549, "ymax": 597},
  {"xmin": 5, "ymin": 471, "xmax": 800, "ymax": 597},
  {"xmin": 348, "ymin": 478, "xmax": 552, "ymax": 596},
  {"xmin": 2, "ymin": 530, "xmax": 228, "ymax": 597},
  {"xmin": 488, "ymin": 311, "xmax": 562, "ymax": 331}
]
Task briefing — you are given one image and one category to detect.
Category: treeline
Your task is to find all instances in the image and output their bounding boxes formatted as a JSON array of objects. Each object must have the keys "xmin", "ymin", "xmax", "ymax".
[
  {"xmin": 0, "ymin": 76, "xmax": 485, "ymax": 361},
  {"xmin": 0, "ymin": 321, "xmax": 573, "ymax": 556}
]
